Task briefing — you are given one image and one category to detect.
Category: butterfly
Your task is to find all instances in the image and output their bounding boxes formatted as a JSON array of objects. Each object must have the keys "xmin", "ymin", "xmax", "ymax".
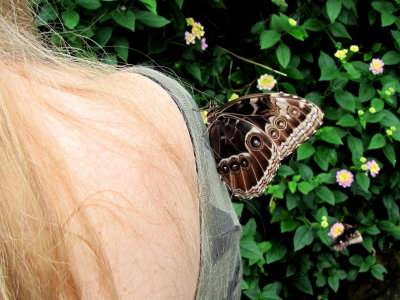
[
  {"xmin": 329, "ymin": 224, "xmax": 363, "ymax": 251},
  {"xmin": 207, "ymin": 92, "xmax": 324, "ymax": 199}
]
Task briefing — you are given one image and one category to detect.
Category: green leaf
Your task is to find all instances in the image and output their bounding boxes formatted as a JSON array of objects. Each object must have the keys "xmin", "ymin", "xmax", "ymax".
[
  {"xmin": 318, "ymin": 51, "xmax": 339, "ymax": 81},
  {"xmin": 76, "ymin": 0, "xmax": 101, "ymax": 10},
  {"xmin": 371, "ymin": 1, "xmax": 395, "ymax": 13},
  {"xmin": 371, "ymin": 264, "xmax": 387, "ymax": 280},
  {"xmin": 356, "ymin": 173, "xmax": 370, "ymax": 192},
  {"xmin": 326, "ymin": 0, "xmax": 342, "ymax": 23},
  {"xmin": 303, "ymin": 18, "xmax": 324, "ymax": 31},
  {"xmin": 276, "ymin": 43, "xmax": 291, "ymax": 68},
  {"xmin": 260, "ymin": 30, "xmax": 281, "ymax": 49},
  {"xmin": 281, "ymin": 219, "xmax": 300, "ymax": 233},
  {"xmin": 349, "ymin": 254, "xmax": 363, "ymax": 267},
  {"xmin": 381, "ymin": 50, "xmax": 400, "ymax": 65},
  {"xmin": 383, "ymin": 144, "xmax": 396, "ymax": 167},
  {"xmin": 379, "ymin": 220, "xmax": 400, "ymax": 239},
  {"xmin": 266, "ymin": 241, "xmax": 287, "ymax": 263},
  {"xmin": 240, "ymin": 237, "xmax": 263, "ymax": 260},
  {"xmin": 391, "ymin": 30, "xmax": 400, "ymax": 48},
  {"xmin": 315, "ymin": 185, "xmax": 335, "ymax": 205},
  {"xmin": 233, "ymin": 203, "xmax": 244, "ymax": 217},
  {"xmin": 293, "ymin": 225, "xmax": 314, "ymax": 251},
  {"xmin": 343, "ymin": 63, "xmax": 361, "ymax": 79},
  {"xmin": 319, "ymin": 126, "xmax": 344, "ymax": 145},
  {"xmin": 185, "ymin": 63, "xmax": 202, "ymax": 81},
  {"xmin": 347, "ymin": 136, "xmax": 363, "ymax": 163},
  {"xmin": 328, "ymin": 274, "xmax": 339, "ymax": 292},
  {"xmin": 364, "ymin": 224, "xmax": 381, "ymax": 235},
  {"xmin": 293, "ymin": 274, "xmax": 313, "ymax": 295},
  {"xmin": 367, "ymin": 133, "xmax": 386, "ymax": 150},
  {"xmin": 359, "ymin": 83, "xmax": 376, "ymax": 101},
  {"xmin": 94, "ymin": 26, "xmax": 113, "ymax": 46},
  {"xmin": 296, "ymin": 143, "xmax": 315, "ymax": 161},
  {"xmin": 288, "ymin": 27, "xmax": 307, "ymax": 41},
  {"xmin": 328, "ymin": 21, "xmax": 351, "ymax": 39},
  {"xmin": 336, "ymin": 114, "xmax": 357, "ymax": 127},
  {"xmin": 334, "ymin": 90, "xmax": 355, "ymax": 112},
  {"xmin": 61, "ymin": 10, "xmax": 80, "ymax": 30},
  {"xmin": 277, "ymin": 165, "xmax": 295, "ymax": 176},
  {"xmin": 381, "ymin": 12, "xmax": 396, "ymax": 27},
  {"xmin": 138, "ymin": 0, "xmax": 157, "ymax": 14},
  {"xmin": 175, "ymin": 0, "xmax": 184, "ymax": 9},
  {"xmin": 38, "ymin": 3, "xmax": 58, "ymax": 25},
  {"xmin": 112, "ymin": 35, "xmax": 129, "ymax": 62},
  {"xmin": 111, "ymin": 9, "xmax": 135, "ymax": 31},
  {"xmin": 136, "ymin": 11, "xmax": 170, "ymax": 28}
]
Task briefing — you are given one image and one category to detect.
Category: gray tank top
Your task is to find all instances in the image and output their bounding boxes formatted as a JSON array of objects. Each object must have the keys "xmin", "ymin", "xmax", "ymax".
[{"xmin": 129, "ymin": 67, "xmax": 242, "ymax": 299}]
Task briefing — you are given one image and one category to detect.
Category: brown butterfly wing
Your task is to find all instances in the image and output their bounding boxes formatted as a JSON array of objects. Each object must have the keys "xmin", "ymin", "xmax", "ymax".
[
  {"xmin": 208, "ymin": 93, "xmax": 324, "ymax": 199},
  {"xmin": 208, "ymin": 117, "xmax": 280, "ymax": 199}
]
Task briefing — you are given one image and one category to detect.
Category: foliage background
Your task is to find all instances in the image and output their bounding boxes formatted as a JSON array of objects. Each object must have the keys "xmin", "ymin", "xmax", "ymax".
[{"xmin": 35, "ymin": 0, "xmax": 400, "ymax": 298}]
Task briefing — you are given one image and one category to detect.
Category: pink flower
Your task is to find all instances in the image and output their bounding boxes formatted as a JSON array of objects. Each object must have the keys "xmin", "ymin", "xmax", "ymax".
[
  {"xmin": 328, "ymin": 222, "xmax": 345, "ymax": 238},
  {"xmin": 365, "ymin": 160, "xmax": 380, "ymax": 177},
  {"xmin": 336, "ymin": 169, "xmax": 354, "ymax": 188},
  {"xmin": 185, "ymin": 31, "xmax": 195, "ymax": 45},
  {"xmin": 201, "ymin": 38, "xmax": 208, "ymax": 50},
  {"xmin": 369, "ymin": 58, "xmax": 384, "ymax": 74},
  {"xmin": 257, "ymin": 74, "xmax": 276, "ymax": 90}
]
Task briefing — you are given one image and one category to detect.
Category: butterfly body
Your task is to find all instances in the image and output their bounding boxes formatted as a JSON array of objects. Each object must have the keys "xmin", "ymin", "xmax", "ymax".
[
  {"xmin": 207, "ymin": 92, "xmax": 324, "ymax": 199},
  {"xmin": 329, "ymin": 224, "xmax": 363, "ymax": 251}
]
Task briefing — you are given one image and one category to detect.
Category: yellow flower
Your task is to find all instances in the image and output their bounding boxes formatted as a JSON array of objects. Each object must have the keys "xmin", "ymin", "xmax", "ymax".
[
  {"xmin": 369, "ymin": 107, "xmax": 376, "ymax": 114},
  {"xmin": 321, "ymin": 216, "xmax": 328, "ymax": 228},
  {"xmin": 358, "ymin": 109, "xmax": 364, "ymax": 116},
  {"xmin": 360, "ymin": 157, "xmax": 367, "ymax": 163},
  {"xmin": 350, "ymin": 45, "xmax": 359, "ymax": 52},
  {"xmin": 390, "ymin": 126, "xmax": 397, "ymax": 131},
  {"xmin": 228, "ymin": 93, "xmax": 239, "ymax": 102},
  {"xmin": 257, "ymin": 74, "xmax": 277, "ymax": 90},
  {"xmin": 334, "ymin": 49, "xmax": 348, "ymax": 60},
  {"xmin": 186, "ymin": 17, "xmax": 195, "ymax": 26},
  {"xmin": 202, "ymin": 111, "xmax": 208, "ymax": 124},
  {"xmin": 361, "ymin": 164, "xmax": 368, "ymax": 171},
  {"xmin": 386, "ymin": 129, "xmax": 393, "ymax": 136},
  {"xmin": 288, "ymin": 18, "xmax": 297, "ymax": 26}
]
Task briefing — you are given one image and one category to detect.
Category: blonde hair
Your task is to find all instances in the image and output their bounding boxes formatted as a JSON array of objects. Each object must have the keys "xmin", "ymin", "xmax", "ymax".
[{"xmin": 0, "ymin": 1, "xmax": 199, "ymax": 299}]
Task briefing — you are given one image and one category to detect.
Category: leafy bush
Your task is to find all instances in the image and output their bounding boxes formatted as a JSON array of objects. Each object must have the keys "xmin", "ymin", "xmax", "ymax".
[{"xmin": 35, "ymin": 0, "xmax": 400, "ymax": 298}]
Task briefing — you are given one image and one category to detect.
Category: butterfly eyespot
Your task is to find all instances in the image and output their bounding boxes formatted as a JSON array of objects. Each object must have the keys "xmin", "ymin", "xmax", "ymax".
[
  {"xmin": 230, "ymin": 162, "xmax": 240, "ymax": 173},
  {"xmin": 275, "ymin": 118, "xmax": 287, "ymax": 129},
  {"xmin": 219, "ymin": 164, "xmax": 229, "ymax": 174},
  {"xmin": 289, "ymin": 107, "xmax": 299, "ymax": 117},
  {"xmin": 248, "ymin": 134, "xmax": 263, "ymax": 150},
  {"xmin": 240, "ymin": 158, "xmax": 249, "ymax": 168},
  {"xmin": 268, "ymin": 128, "xmax": 280, "ymax": 139}
]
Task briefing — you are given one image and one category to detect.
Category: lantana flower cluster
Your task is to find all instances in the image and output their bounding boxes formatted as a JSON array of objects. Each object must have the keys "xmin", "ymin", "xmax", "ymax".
[
  {"xmin": 360, "ymin": 158, "xmax": 381, "ymax": 177},
  {"xmin": 369, "ymin": 58, "xmax": 384, "ymax": 74},
  {"xmin": 336, "ymin": 170, "xmax": 354, "ymax": 188},
  {"xmin": 184, "ymin": 18, "xmax": 208, "ymax": 50},
  {"xmin": 328, "ymin": 222, "xmax": 345, "ymax": 238},
  {"xmin": 257, "ymin": 74, "xmax": 276, "ymax": 91},
  {"xmin": 334, "ymin": 45, "xmax": 358, "ymax": 60}
]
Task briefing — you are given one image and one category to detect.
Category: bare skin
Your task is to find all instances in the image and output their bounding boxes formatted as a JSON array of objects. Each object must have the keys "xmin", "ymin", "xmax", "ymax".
[{"xmin": 8, "ymin": 65, "xmax": 200, "ymax": 299}]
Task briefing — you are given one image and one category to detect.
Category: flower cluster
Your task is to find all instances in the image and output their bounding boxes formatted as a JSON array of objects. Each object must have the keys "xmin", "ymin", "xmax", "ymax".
[
  {"xmin": 334, "ymin": 45, "xmax": 358, "ymax": 60},
  {"xmin": 369, "ymin": 58, "xmax": 384, "ymax": 74},
  {"xmin": 184, "ymin": 18, "xmax": 208, "ymax": 50},
  {"xmin": 385, "ymin": 87, "xmax": 395, "ymax": 96},
  {"xmin": 288, "ymin": 18, "xmax": 297, "ymax": 26},
  {"xmin": 350, "ymin": 45, "xmax": 359, "ymax": 52},
  {"xmin": 365, "ymin": 160, "xmax": 380, "ymax": 177},
  {"xmin": 334, "ymin": 49, "xmax": 348, "ymax": 60},
  {"xmin": 257, "ymin": 74, "xmax": 276, "ymax": 90},
  {"xmin": 386, "ymin": 125, "xmax": 397, "ymax": 136},
  {"xmin": 321, "ymin": 216, "xmax": 329, "ymax": 228},
  {"xmin": 336, "ymin": 169, "xmax": 354, "ymax": 188},
  {"xmin": 328, "ymin": 222, "xmax": 345, "ymax": 238}
]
